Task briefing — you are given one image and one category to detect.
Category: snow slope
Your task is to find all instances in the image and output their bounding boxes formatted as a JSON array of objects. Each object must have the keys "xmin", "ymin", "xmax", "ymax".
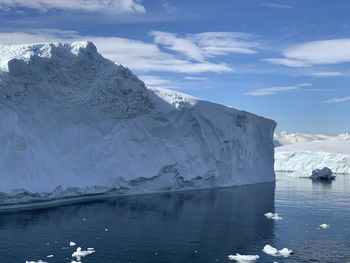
[
  {"xmin": 275, "ymin": 140, "xmax": 350, "ymax": 175},
  {"xmin": 0, "ymin": 41, "xmax": 276, "ymax": 204}
]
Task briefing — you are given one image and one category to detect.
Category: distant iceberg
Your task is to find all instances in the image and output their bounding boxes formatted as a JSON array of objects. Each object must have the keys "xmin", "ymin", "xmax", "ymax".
[{"xmin": 275, "ymin": 140, "xmax": 350, "ymax": 175}]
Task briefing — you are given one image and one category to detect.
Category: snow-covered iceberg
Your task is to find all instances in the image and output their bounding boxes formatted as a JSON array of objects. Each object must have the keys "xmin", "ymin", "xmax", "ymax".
[{"xmin": 0, "ymin": 41, "xmax": 276, "ymax": 204}]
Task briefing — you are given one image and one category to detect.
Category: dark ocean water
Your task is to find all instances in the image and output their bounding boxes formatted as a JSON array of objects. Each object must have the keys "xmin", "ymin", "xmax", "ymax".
[{"xmin": 0, "ymin": 174, "xmax": 349, "ymax": 263}]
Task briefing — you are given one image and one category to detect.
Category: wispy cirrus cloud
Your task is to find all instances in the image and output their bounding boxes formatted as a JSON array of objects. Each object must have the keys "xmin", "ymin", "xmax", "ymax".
[
  {"xmin": 246, "ymin": 83, "xmax": 311, "ymax": 96},
  {"xmin": 326, "ymin": 96, "xmax": 350, "ymax": 103},
  {"xmin": 264, "ymin": 39, "xmax": 350, "ymax": 67},
  {"xmin": 0, "ymin": 0, "xmax": 146, "ymax": 13},
  {"xmin": 150, "ymin": 31, "xmax": 259, "ymax": 62},
  {"xmin": 0, "ymin": 29, "xmax": 233, "ymax": 74},
  {"xmin": 260, "ymin": 3, "xmax": 293, "ymax": 9}
]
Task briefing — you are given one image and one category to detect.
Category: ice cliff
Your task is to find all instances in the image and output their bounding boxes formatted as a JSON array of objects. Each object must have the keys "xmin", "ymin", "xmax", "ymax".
[{"xmin": 0, "ymin": 41, "xmax": 276, "ymax": 204}]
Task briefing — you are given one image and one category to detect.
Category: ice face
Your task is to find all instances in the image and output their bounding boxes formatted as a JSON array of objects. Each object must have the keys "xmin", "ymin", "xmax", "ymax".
[{"xmin": 0, "ymin": 41, "xmax": 276, "ymax": 204}]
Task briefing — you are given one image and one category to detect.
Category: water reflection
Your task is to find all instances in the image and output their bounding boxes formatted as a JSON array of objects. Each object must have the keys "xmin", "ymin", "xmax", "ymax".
[{"xmin": 0, "ymin": 183, "xmax": 275, "ymax": 263}]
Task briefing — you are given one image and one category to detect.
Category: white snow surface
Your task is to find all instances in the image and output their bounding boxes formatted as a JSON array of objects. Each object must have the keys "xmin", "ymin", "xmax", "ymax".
[
  {"xmin": 0, "ymin": 41, "xmax": 276, "ymax": 204},
  {"xmin": 275, "ymin": 140, "xmax": 350, "ymax": 174}
]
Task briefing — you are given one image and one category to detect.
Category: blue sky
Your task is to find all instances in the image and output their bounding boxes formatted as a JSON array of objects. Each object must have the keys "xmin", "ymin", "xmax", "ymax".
[{"xmin": 0, "ymin": 0, "xmax": 349, "ymax": 134}]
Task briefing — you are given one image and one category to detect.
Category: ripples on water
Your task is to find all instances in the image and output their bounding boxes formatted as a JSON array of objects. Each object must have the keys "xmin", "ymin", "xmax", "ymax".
[{"xmin": 0, "ymin": 174, "xmax": 349, "ymax": 263}]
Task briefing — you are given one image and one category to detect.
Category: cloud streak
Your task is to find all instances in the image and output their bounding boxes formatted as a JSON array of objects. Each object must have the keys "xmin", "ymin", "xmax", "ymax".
[
  {"xmin": 246, "ymin": 83, "xmax": 311, "ymax": 96},
  {"xmin": 264, "ymin": 39, "xmax": 350, "ymax": 67},
  {"xmin": 0, "ymin": 30, "xmax": 233, "ymax": 74},
  {"xmin": 150, "ymin": 31, "xmax": 258, "ymax": 62},
  {"xmin": 326, "ymin": 96, "xmax": 350, "ymax": 103},
  {"xmin": 0, "ymin": 0, "xmax": 146, "ymax": 13},
  {"xmin": 260, "ymin": 3, "xmax": 293, "ymax": 9}
]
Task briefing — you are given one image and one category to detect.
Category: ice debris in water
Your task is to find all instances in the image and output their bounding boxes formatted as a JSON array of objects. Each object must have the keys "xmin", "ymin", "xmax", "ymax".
[
  {"xmin": 70, "ymin": 241, "xmax": 76, "ymax": 246},
  {"xmin": 228, "ymin": 253, "xmax": 259, "ymax": 262},
  {"xmin": 46, "ymin": 255, "xmax": 53, "ymax": 258},
  {"xmin": 25, "ymin": 261, "xmax": 47, "ymax": 263},
  {"xmin": 72, "ymin": 247, "xmax": 95, "ymax": 261},
  {"xmin": 264, "ymin": 212, "xmax": 283, "ymax": 220},
  {"xmin": 262, "ymin": 245, "xmax": 293, "ymax": 257},
  {"xmin": 320, "ymin": 223, "xmax": 330, "ymax": 229}
]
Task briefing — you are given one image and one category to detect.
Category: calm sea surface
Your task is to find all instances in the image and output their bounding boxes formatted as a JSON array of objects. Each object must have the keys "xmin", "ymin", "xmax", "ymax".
[{"xmin": 0, "ymin": 173, "xmax": 349, "ymax": 263}]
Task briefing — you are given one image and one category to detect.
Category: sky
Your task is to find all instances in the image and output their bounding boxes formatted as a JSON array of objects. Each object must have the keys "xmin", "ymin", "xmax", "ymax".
[{"xmin": 0, "ymin": 0, "xmax": 349, "ymax": 134}]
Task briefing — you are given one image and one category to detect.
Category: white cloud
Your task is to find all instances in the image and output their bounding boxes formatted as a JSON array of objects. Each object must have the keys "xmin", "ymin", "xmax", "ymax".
[
  {"xmin": 246, "ymin": 83, "xmax": 310, "ymax": 96},
  {"xmin": 138, "ymin": 75, "xmax": 170, "ymax": 86},
  {"xmin": 312, "ymin": 71, "xmax": 345, "ymax": 78},
  {"xmin": 326, "ymin": 96, "xmax": 350, "ymax": 103},
  {"xmin": 264, "ymin": 39, "xmax": 350, "ymax": 67},
  {"xmin": 263, "ymin": 57, "xmax": 309, "ymax": 67},
  {"xmin": 0, "ymin": 30, "xmax": 232, "ymax": 74},
  {"xmin": 150, "ymin": 31, "xmax": 205, "ymax": 61},
  {"xmin": 0, "ymin": 0, "xmax": 146, "ymax": 13},
  {"xmin": 184, "ymin": 76, "xmax": 209, "ymax": 81},
  {"xmin": 246, "ymin": 86, "xmax": 299, "ymax": 96},
  {"xmin": 260, "ymin": 3, "xmax": 293, "ymax": 9},
  {"xmin": 150, "ymin": 31, "xmax": 258, "ymax": 61}
]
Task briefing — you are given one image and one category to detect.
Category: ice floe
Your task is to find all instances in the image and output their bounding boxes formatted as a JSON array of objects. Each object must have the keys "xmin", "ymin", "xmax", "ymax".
[
  {"xmin": 72, "ymin": 247, "xmax": 95, "ymax": 261},
  {"xmin": 25, "ymin": 261, "xmax": 47, "ymax": 263},
  {"xmin": 320, "ymin": 223, "xmax": 330, "ymax": 229},
  {"xmin": 228, "ymin": 253, "xmax": 259, "ymax": 262},
  {"xmin": 262, "ymin": 245, "xmax": 293, "ymax": 257},
  {"xmin": 69, "ymin": 241, "xmax": 76, "ymax": 246},
  {"xmin": 264, "ymin": 212, "xmax": 283, "ymax": 220}
]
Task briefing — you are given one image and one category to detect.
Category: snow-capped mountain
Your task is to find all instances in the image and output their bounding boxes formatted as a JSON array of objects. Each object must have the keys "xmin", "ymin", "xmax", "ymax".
[
  {"xmin": 0, "ymin": 41, "xmax": 276, "ymax": 204},
  {"xmin": 274, "ymin": 131, "xmax": 350, "ymax": 147}
]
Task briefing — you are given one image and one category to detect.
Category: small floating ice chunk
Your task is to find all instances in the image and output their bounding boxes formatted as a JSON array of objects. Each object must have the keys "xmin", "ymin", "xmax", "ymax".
[
  {"xmin": 320, "ymin": 223, "xmax": 330, "ymax": 229},
  {"xmin": 105, "ymin": 228, "xmax": 109, "ymax": 231},
  {"xmin": 264, "ymin": 212, "xmax": 283, "ymax": 220},
  {"xmin": 263, "ymin": 245, "xmax": 293, "ymax": 257},
  {"xmin": 25, "ymin": 261, "xmax": 48, "ymax": 263},
  {"xmin": 72, "ymin": 247, "xmax": 95, "ymax": 261},
  {"xmin": 278, "ymin": 248, "xmax": 293, "ymax": 257},
  {"xmin": 87, "ymin": 248, "xmax": 94, "ymax": 251},
  {"xmin": 46, "ymin": 255, "xmax": 54, "ymax": 258},
  {"xmin": 228, "ymin": 253, "xmax": 259, "ymax": 262},
  {"xmin": 70, "ymin": 241, "xmax": 76, "ymax": 246}
]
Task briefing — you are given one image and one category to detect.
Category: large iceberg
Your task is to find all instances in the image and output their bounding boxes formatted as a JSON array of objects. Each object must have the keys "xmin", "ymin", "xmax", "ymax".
[{"xmin": 0, "ymin": 41, "xmax": 276, "ymax": 204}]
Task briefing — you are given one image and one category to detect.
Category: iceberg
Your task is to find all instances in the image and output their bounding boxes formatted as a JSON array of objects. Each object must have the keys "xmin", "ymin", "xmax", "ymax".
[
  {"xmin": 275, "ymin": 140, "xmax": 350, "ymax": 175},
  {"xmin": 0, "ymin": 42, "xmax": 276, "ymax": 204},
  {"xmin": 310, "ymin": 167, "xmax": 335, "ymax": 180}
]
